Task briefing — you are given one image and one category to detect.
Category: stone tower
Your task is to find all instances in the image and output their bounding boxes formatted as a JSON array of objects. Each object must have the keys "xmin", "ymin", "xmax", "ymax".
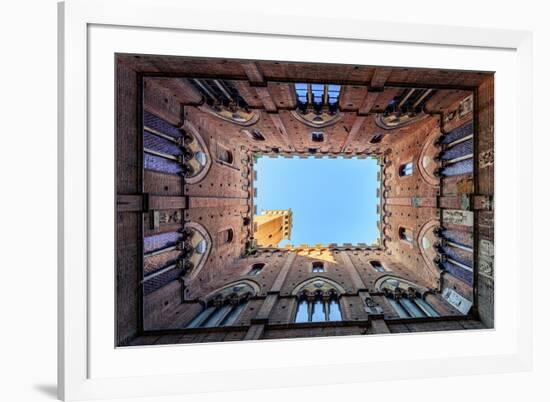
[{"xmin": 253, "ymin": 209, "xmax": 293, "ymax": 247}]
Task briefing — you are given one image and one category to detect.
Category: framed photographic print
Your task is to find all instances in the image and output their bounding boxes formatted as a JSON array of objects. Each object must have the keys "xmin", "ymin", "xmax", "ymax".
[{"xmin": 58, "ymin": 0, "xmax": 533, "ymax": 400}]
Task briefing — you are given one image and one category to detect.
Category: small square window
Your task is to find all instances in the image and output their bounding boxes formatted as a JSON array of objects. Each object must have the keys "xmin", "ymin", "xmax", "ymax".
[
  {"xmin": 311, "ymin": 132, "xmax": 324, "ymax": 142},
  {"xmin": 399, "ymin": 162, "xmax": 413, "ymax": 176},
  {"xmin": 312, "ymin": 262, "xmax": 325, "ymax": 273}
]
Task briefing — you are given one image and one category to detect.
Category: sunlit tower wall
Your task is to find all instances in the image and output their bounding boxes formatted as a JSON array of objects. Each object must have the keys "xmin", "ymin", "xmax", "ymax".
[{"xmin": 253, "ymin": 209, "xmax": 293, "ymax": 247}]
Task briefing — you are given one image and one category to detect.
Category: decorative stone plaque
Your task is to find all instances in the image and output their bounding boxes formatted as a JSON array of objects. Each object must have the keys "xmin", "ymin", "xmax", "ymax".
[
  {"xmin": 442, "ymin": 209, "xmax": 474, "ymax": 226},
  {"xmin": 442, "ymin": 288, "xmax": 473, "ymax": 315},
  {"xmin": 479, "ymin": 239, "xmax": 494, "ymax": 278}
]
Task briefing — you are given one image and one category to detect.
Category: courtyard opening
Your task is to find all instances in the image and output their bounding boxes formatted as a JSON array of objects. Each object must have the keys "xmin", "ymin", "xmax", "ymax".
[{"xmin": 253, "ymin": 155, "xmax": 381, "ymax": 248}]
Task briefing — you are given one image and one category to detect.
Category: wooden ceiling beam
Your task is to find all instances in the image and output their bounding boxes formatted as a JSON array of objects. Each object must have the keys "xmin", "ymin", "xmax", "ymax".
[
  {"xmin": 358, "ymin": 90, "xmax": 381, "ymax": 114},
  {"xmin": 145, "ymin": 77, "xmax": 203, "ymax": 104},
  {"xmin": 255, "ymin": 87, "xmax": 278, "ymax": 112},
  {"xmin": 340, "ymin": 116, "xmax": 367, "ymax": 152},
  {"xmin": 370, "ymin": 68, "xmax": 393, "ymax": 89},
  {"xmin": 269, "ymin": 114, "xmax": 294, "ymax": 151},
  {"xmin": 241, "ymin": 62, "xmax": 266, "ymax": 86}
]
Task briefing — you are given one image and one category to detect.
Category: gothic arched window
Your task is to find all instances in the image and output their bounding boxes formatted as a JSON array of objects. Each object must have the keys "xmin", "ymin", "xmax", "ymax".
[
  {"xmin": 292, "ymin": 83, "xmax": 341, "ymax": 128},
  {"xmin": 376, "ymin": 276, "xmax": 439, "ymax": 318},
  {"xmin": 433, "ymin": 227, "xmax": 474, "ymax": 284},
  {"xmin": 143, "ymin": 113, "xmax": 211, "ymax": 184},
  {"xmin": 178, "ymin": 223, "xmax": 211, "ymax": 276},
  {"xmin": 295, "ymin": 291, "xmax": 341, "ymax": 323},
  {"xmin": 292, "ymin": 278, "xmax": 344, "ymax": 323},
  {"xmin": 142, "ymin": 222, "xmax": 211, "ymax": 293},
  {"xmin": 189, "ymin": 78, "xmax": 260, "ymax": 126},
  {"xmin": 186, "ymin": 281, "xmax": 259, "ymax": 328},
  {"xmin": 374, "ymin": 88, "xmax": 432, "ymax": 129},
  {"xmin": 434, "ymin": 121, "xmax": 475, "ymax": 178}
]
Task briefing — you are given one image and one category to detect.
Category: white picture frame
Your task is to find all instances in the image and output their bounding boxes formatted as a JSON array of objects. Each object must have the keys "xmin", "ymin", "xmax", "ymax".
[{"xmin": 58, "ymin": 0, "xmax": 533, "ymax": 400}]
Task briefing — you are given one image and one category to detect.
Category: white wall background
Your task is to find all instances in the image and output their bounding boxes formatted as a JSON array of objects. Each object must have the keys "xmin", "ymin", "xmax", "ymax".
[{"xmin": 0, "ymin": 0, "xmax": 546, "ymax": 401}]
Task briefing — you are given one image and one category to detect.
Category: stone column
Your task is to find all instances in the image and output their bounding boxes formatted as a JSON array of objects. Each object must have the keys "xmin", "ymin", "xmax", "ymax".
[{"xmin": 245, "ymin": 252, "xmax": 297, "ymax": 340}]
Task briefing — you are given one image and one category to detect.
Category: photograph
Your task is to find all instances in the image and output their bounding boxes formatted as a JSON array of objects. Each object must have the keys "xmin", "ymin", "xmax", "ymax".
[
  {"xmin": 4, "ymin": 0, "xmax": 548, "ymax": 401},
  {"xmin": 116, "ymin": 55, "xmax": 494, "ymax": 346}
]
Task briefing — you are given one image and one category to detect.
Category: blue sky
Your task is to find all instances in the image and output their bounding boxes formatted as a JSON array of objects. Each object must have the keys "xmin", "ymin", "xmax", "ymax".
[{"xmin": 254, "ymin": 156, "xmax": 380, "ymax": 246}]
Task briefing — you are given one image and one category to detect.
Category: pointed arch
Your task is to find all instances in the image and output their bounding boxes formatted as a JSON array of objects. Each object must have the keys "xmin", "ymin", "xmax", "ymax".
[
  {"xmin": 417, "ymin": 219, "xmax": 443, "ymax": 288},
  {"xmin": 417, "ymin": 124, "xmax": 442, "ymax": 186},
  {"xmin": 184, "ymin": 221, "xmax": 212, "ymax": 281},
  {"xmin": 374, "ymin": 275, "xmax": 440, "ymax": 319},
  {"xmin": 186, "ymin": 279, "xmax": 260, "ymax": 329},
  {"xmin": 181, "ymin": 120, "xmax": 212, "ymax": 184},
  {"xmin": 291, "ymin": 276, "xmax": 346, "ymax": 296},
  {"xmin": 203, "ymin": 279, "xmax": 260, "ymax": 302},
  {"xmin": 374, "ymin": 275, "xmax": 427, "ymax": 293},
  {"xmin": 292, "ymin": 277, "xmax": 344, "ymax": 323}
]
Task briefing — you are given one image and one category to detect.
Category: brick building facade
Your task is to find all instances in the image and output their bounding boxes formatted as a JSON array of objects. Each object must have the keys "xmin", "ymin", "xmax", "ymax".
[{"xmin": 115, "ymin": 55, "xmax": 494, "ymax": 346}]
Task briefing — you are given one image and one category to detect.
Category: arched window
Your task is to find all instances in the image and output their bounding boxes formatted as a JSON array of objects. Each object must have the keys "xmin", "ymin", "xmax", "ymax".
[
  {"xmin": 433, "ymin": 227, "xmax": 474, "ymax": 284},
  {"xmin": 374, "ymin": 88, "xmax": 433, "ymax": 129},
  {"xmin": 218, "ymin": 228, "xmax": 234, "ymax": 244},
  {"xmin": 247, "ymin": 129, "xmax": 266, "ymax": 141},
  {"xmin": 295, "ymin": 299, "xmax": 309, "ymax": 323},
  {"xmin": 189, "ymin": 78, "xmax": 260, "ymax": 126},
  {"xmin": 295, "ymin": 292, "xmax": 341, "ymax": 323},
  {"xmin": 311, "ymin": 261, "xmax": 325, "ymax": 273},
  {"xmin": 377, "ymin": 276, "xmax": 439, "ymax": 318},
  {"xmin": 399, "ymin": 227, "xmax": 413, "ymax": 244},
  {"xmin": 292, "ymin": 83, "xmax": 342, "ymax": 128},
  {"xmin": 218, "ymin": 147, "xmax": 233, "ymax": 164},
  {"xmin": 248, "ymin": 263, "xmax": 264, "ymax": 276},
  {"xmin": 296, "ymin": 83, "xmax": 341, "ymax": 107},
  {"xmin": 399, "ymin": 162, "xmax": 413, "ymax": 176},
  {"xmin": 386, "ymin": 293, "xmax": 439, "ymax": 318},
  {"xmin": 143, "ymin": 114, "xmax": 211, "ymax": 183},
  {"xmin": 370, "ymin": 260, "xmax": 386, "ymax": 272},
  {"xmin": 370, "ymin": 133, "xmax": 384, "ymax": 144},
  {"xmin": 293, "ymin": 278, "xmax": 344, "ymax": 323},
  {"xmin": 311, "ymin": 132, "xmax": 324, "ymax": 142},
  {"xmin": 178, "ymin": 223, "xmax": 211, "ymax": 275},
  {"xmin": 142, "ymin": 222, "xmax": 211, "ymax": 293},
  {"xmin": 186, "ymin": 281, "xmax": 259, "ymax": 328},
  {"xmin": 435, "ymin": 121, "xmax": 474, "ymax": 177}
]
